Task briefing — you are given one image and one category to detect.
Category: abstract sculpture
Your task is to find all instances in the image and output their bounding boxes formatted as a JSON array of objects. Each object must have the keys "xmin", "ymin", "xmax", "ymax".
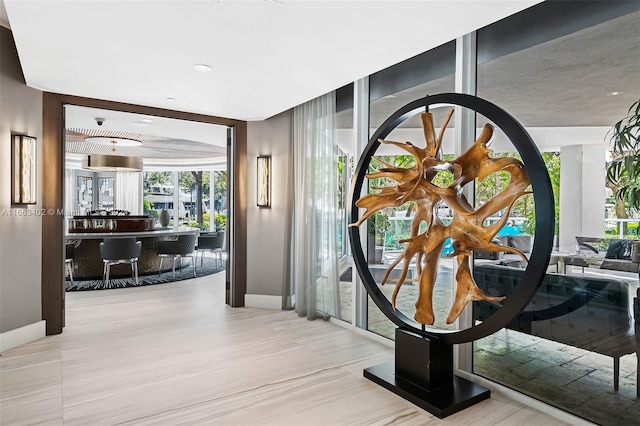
[{"xmin": 351, "ymin": 110, "xmax": 531, "ymax": 325}]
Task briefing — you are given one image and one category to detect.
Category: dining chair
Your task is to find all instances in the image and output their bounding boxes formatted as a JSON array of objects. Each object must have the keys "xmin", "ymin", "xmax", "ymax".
[
  {"xmin": 157, "ymin": 233, "xmax": 197, "ymax": 278},
  {"xmin": 65, "ymin": 242, "xmax": 75, "ymax": 284},
  {"xmin": 99, "ymin": 237, "xmax": 142, "ymax": 287},
  {"xmin": 197, "ymin": 232, "xmax": 225, "ymax": 268}
]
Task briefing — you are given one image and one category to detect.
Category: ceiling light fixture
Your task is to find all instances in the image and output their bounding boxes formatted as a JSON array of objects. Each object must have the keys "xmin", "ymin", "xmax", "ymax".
[
  {"xmin": 166, "ymin": 97, "xmax": 176, "ymax": 102},
  {"xmin": 141, "ymin": 118, "xmax": 154, "ymax": 124},
  {"xmin": 85, "ymin": 136, "xmax": 143, "ymax": 152},
  {"xmin": 194, "ymin": 63, "xmax": 212, "ymax": 72},
  {"xmin": 82, "ymin": 154, "xmax": 143, "ymax": 172},
  {"xmin": 607, "ymin": 91, "xmax": 622, "ymax": 96},
  {"xmin": 132, "ymin": 122, "xmax": 152, "ymax": 127}
]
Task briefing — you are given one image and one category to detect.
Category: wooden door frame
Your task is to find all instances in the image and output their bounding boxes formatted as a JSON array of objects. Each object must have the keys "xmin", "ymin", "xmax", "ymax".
[{"xmin": 42, "ymin": 93, "xmax": 247, "ymax": 335}]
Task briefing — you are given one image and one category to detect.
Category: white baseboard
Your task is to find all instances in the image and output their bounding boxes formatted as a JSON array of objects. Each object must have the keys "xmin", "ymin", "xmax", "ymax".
[
  {"xmin": 244, "ymin": 294, "xmax": 282, "ymax": 309},
  {"xmin": 0, "ymin": 320, "xmax": 46, "ymax": 353}
]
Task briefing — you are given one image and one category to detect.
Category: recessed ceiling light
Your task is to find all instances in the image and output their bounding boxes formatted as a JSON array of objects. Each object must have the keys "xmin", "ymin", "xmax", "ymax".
[
  {"xmin": 141, "ymin": 118, "xmax": 154, "ymax": 124},
  {"xmin": 194, "ymin": 64, "xmax": 212, "ymax": 72},
  {"xmin": 132, "ymin": 122, "xmax": 151, "ymax": 127},
  {"xmin": 383, "ymin": 94, "xmax": 396, "ymax": 99},
  {"xmin": 166, "ymin": 97, "xmax": 176, "ymax": 101},
  {"xmin": 607, "ymin": 91, "xmax": 622, "ymax": 96}
]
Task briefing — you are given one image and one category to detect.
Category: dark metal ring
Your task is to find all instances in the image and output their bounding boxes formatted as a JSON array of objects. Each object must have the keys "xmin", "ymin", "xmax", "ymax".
[{"xmin": 348, "ymin": 93, "xmax": 554, "ymax": 345}]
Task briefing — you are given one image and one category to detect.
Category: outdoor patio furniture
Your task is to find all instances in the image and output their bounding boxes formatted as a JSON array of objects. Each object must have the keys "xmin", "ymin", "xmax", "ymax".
[
  {"xmin": 474, "ymin": 263, "xmax": 638, "ymax": 393},
  {"xmin": 574, "ymin": 237, "xmax": 640, "ymax": 274}
]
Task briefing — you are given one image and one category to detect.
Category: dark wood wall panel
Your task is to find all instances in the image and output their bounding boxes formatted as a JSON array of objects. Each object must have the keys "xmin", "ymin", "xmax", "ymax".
[
  {"xmin": 42, "ymin": 93, "xmax": 248, "ymax": 334},
  {"xmin": 231, "ymin": 122, "xmax": 247, "ymax": 307},
  {"xmin": 41, "ymin": 92, "xmax": 65, "ymax": 335}
]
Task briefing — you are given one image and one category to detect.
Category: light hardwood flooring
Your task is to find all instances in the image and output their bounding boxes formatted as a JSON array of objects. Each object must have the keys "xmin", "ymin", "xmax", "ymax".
[{"xmin": 2, "ymin": 271, "xmax": 576, "ymax": 425}]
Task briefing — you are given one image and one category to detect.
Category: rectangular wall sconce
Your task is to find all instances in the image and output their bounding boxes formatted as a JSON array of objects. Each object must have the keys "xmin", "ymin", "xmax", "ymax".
[
  {"xmin": 257, "ymin": 155, "xmax": 271, "ymax": 208},
  {"xmin": 12, "ymin": 134, "xmax": 37, "ymax": 205}
]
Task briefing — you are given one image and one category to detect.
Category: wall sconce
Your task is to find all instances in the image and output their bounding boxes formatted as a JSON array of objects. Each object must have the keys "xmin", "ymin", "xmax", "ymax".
[
  {"xmin": 12, "ymin": 134, "xmax": 37, "ymax": 205},
  {"xmin": 257, "ymin": 155, "xmax": 271, "ymax": 208}
]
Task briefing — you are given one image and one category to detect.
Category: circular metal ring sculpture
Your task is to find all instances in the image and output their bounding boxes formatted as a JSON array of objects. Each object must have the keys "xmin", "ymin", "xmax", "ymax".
[{"xmin": 348, "ymin": 93, "xmax": 554, "ymax": 345}]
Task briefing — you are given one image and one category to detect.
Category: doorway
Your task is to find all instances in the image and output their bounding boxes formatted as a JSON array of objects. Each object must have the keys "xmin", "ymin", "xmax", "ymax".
[
  {"xmin": 64, "ymin": 105, "xmax": 228, "ymax": 289},
  {"xmin": 42, "ymin": 93, "xmax": 247, "ymax": 335}
]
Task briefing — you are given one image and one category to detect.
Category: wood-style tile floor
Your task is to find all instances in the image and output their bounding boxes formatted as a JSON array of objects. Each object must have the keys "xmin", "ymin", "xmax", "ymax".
[{"xmin": 1, "ymin": 271, "xmax": 574, "ymax": 425}]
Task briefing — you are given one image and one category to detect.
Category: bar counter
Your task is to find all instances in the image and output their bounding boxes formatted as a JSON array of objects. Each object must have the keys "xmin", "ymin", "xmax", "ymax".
[{"xmin": 65, "ymin": 227, "xmax": 200, "ymax": 279}]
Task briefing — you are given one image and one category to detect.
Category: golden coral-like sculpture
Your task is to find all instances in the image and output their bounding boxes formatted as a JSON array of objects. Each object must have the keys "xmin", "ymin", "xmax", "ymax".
[{"xmin": 351, "ymin": 111, "xmax": 531, "ymax": 325}]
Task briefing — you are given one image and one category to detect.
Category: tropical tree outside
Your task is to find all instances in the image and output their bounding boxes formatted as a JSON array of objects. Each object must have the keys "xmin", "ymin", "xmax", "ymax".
[
  {"xmin": 143, "ymin": 171, "xmax": 172, "ymax": 194},
  {"xmin": 212, "ymin": 171, "xmax": 227, "ymax": 212},
  {"xmin": 367, "ymin": 151, "xmax": 560, "ymax": 239},
  {"xmin": 143, "ymin": 170, "xmax": 227, "ymax": 230},
  {"xmin": 606, "ymin": 100, "xmax": 640, "ymax": 236},
  {"xmin": 178, "ymin": 171, "xmax": 206, "ymax": 225},
  {"xmin": 477, "ymin": 151, "xmax": 560, "ymax": 236},
  {"xmin": 183, "ymin": 170, "xmax": 227, "ymax": 230}
]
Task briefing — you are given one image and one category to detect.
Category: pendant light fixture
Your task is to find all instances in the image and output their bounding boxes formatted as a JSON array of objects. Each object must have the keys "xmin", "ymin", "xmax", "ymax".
[{"xmin": 82, "ymin": 154, "xmax": 143, "ymax": 172}]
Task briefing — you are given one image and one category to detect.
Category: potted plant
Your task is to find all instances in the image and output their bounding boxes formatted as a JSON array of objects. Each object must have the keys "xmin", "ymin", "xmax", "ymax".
[
  {"xmin": 214, "ymin": 212, "xmax": 227, "ymax": 231},
  {"xmin": 143, "ymin": 198, "xmax": 158, "ymax": 219},
  {"xmin": 606, "ymin": 100, "xmax": 640, "ymax": 236}
]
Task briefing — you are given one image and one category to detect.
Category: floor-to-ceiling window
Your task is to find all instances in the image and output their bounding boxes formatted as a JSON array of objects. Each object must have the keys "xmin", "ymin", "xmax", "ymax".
[
  {"xmin": 313, "ymin": 2, "xmax": 640, "ymax": 424},
  {"xmin": 365, "ymin": 42, "xmax": 457, "ymax": 339},
  {"xmin": 471, "ymin": 3, "xmax": 640, "ymax": 425},
  {"xmin": 336, "ymin": 84, "xmax": 355, "ymax": 324}
]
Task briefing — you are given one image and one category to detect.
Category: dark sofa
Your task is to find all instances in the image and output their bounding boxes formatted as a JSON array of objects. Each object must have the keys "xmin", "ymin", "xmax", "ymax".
[
  {"xmin": 576, "ymin": 237, "xmax": 640, "ymax": 273},
  {"xmin": 473, "ymin": 263, "xmax": 638, "ymax": 392}
]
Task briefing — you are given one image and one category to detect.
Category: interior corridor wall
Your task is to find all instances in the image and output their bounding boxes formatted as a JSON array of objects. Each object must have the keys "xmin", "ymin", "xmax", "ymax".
[
  {"xmin": 0, "ymin": 27, "xmax": 44, "ymax": 336},
  {"xmin": 245, "ymin": 111, "xmax": 293, "ymax": 308}
]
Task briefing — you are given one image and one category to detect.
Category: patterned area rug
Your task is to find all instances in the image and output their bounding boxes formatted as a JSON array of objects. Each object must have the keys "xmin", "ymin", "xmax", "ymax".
[{"xmin": 66, "ymin": 259, "xmax": 225, "ymax": 291}]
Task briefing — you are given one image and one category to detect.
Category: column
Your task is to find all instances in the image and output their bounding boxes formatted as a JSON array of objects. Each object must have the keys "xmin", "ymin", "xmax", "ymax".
[
  {"xmin": 454, "ymin": 32, "xmax": 477, "ymax": 372},
  {"xmin": 353, "ymin": 76, "xmax": 369, "ymax": 329},
  {"xmin": 559, "ymin": 143, "xmax": 607, "ymax": 251}
]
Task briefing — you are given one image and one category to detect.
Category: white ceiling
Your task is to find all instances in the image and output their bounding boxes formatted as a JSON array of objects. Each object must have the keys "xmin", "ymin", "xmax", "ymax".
[
  {"xmin": 3, "ymin": 0, "xmax": 542, "ymax": 121},
  {"xmin": 65, "ymin": 105, "xmax": 227, "ymax": 146},
  {"xmin": 64, "ymin": 105, "xmax": 228, "ymax": 167}
]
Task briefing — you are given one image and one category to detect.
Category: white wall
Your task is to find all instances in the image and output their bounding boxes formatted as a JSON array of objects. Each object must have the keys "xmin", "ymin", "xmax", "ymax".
[
  {"xmin": 0, "ymin": 27, "xmax": 44, "ymax": 335},
  {"xmin": 245, "ymin": 111, "xmax": 293, "ymax": 305}
]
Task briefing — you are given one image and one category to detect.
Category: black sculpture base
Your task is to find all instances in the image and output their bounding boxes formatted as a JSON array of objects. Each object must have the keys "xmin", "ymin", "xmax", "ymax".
[
  {"xmin": 363, "ymin": 328, "xmax": 490, "ymax": 419},
  {"xmin": 364, "ymin": 362, "xmax": 490, "ymax": 418}
]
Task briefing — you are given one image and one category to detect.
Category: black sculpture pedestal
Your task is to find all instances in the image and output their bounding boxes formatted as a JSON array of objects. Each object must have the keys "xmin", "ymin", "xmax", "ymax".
[{"xmin": 363, "ymin": 328, "xmax": 490, "ymax": 419}]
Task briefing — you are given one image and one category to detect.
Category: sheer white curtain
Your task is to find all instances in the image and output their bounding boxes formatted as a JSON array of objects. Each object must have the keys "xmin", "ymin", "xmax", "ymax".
[
  {"xmin": 292, "ymin": 92, "xmax": 341, "ymax": 320},
  {"xmin": 116, "ymin": 172, "xmax": 142, "ymax": 214}
]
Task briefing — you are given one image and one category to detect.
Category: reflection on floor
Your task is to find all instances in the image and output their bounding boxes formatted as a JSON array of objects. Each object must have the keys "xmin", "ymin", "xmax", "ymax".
[{"xmin": 474, "ymin": 329, "xmax": 639, "ymax": 426}]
